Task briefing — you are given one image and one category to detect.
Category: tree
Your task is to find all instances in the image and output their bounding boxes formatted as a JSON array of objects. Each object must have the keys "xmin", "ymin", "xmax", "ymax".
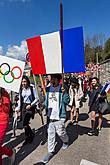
[
  {"xmin": 84, "ymin": 44, "xmax": 93, "ymax": 64},
  {"xmin": 91, "ymin": 33, "xmax": 106, "ymax": 48},
  {"xmin": 104, "ymin": 37, "xmax": 110, "ymax": 60},
  {"xmin": 93, "ymin": 46, "xmax": 104, "ymax": 63},
  {"xmin": 85, "ymin": 33, "xmax": 106, "ymax": 64}
]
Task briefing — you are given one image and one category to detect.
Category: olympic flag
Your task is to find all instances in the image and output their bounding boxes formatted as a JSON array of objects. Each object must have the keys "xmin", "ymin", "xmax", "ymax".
[
  {"xmin": 26, "ymin": 27, "xmax": 85, "ymax": 74},
  {"xmin": 0, "ymin": 55, "xmax": 25, "ymax": 93}
]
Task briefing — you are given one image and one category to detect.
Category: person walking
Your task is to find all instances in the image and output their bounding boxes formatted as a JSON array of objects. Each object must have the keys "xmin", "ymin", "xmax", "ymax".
[
  {"xmin": 42, "ymin": 74, "xmax": 70, "ymax": 164},
  {"xmin": 88, "ymin": 77, "xmax": 105, "ymax": 135},
  {"xmin": 0, "ymin": 87, "xmax": 16, "ymax": 165},
  {"xmin": 68, "ymin": 79, "xmax": 83, "ymax": 124},
  {"xmin": 15, "ymin": 75, "xmax": 39, "ymax": 145}
]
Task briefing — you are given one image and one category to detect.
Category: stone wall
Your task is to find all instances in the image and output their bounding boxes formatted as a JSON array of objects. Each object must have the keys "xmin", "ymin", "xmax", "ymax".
[{"xmin": 99, "ymin": 59, "xmax": 110, "ymax": 84}]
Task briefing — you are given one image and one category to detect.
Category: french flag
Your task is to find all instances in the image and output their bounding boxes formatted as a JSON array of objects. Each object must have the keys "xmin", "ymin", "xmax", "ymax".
[
  {"xmin": 26, "ymin": 27, "xmax": 85, "ymax": 74},
  {"xmin": 105, "ymin": 84, "xmax": 110, "ymax": 94},
  {"xmin": 101, "ymin": 83, "xmax": 110, "ymax": 94}
]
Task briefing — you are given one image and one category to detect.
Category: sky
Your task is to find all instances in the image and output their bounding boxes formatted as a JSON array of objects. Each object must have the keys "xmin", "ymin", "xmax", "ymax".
[{"xmin": 0, "ymin": 0, "xmax": 110, "ymax": 60}]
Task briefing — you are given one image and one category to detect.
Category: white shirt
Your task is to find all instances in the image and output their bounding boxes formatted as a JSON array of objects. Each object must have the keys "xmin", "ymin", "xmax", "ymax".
[
  {"xmin": 48, "ymin": 92, "xmax": 60, "ymax": 120},
  {"xmin": 15, "ymin": 87, "xmax": 39, "ymax": 111}
]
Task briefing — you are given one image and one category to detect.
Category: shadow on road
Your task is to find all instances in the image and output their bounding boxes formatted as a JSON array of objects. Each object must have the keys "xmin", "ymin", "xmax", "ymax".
[
  {"xmin": 78, "ymin": 113, "xmax": 89, "ymax": 121},
  {"xmin": 3, "ymin": 112, "xmax": 110, "ymax": 165},
  {"xmin": 67, "ymin": 124, "xmax": 90, "ymax": 146},
  {"xmin": 3, "ymin": 125, "xmax": 47, "ymax": 165},
  {"xmin": 95, "ymin": 115, "xmax": 110, "ymax": 128},
  {"xmin": 14, "ymin": 125, "xmax": 47, "ymax": 165},
  {"xmin": 33, "ymin": 162, "xmax": 45, "ymax": 165}
]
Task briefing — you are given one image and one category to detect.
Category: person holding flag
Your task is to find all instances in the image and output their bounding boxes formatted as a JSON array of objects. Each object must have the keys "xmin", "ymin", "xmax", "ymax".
[
  {"xmin": 42, "ymin": 74, "xmax": 70, "ymax": 164},
  {"xmin": 88, "ymin": 77, "xmax": 106, "ymax": 135}
]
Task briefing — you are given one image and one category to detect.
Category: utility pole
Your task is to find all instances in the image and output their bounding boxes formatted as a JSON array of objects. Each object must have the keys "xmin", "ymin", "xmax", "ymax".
[{"xmin": 60, "ymin": 0, "xmax": 64, "ymax": 87}]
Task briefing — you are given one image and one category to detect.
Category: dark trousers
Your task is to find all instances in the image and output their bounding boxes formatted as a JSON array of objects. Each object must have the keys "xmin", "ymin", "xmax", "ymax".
[{"xmin": 22, "ymin": 103, "xmax": 34, "ymax": 139}]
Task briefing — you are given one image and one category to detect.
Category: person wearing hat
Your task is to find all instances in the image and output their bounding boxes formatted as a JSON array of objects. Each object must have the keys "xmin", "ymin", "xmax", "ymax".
[{"xmin": 42, "ymin": 74, "xmax": 70, "ymax": 164}]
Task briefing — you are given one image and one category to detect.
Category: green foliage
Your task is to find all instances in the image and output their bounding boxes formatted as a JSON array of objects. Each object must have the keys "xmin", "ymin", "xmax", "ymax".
[
  {"xmin": 93, "ymin": 46, "xmax": 104, "ymax": 63},
  {"xmin": 104, "ymin": 38, "xmax": 110, "ymax": 52},
  {"xmin": 85, "ymin": 44, "xmax": 93, "ymax": 64},
  {"xmin": 29, "ymin": 75, "xmax": 40, "ymax": 84},
  {"xmin": 104, "ymin": 38, "xmax": 110, "ymax": 60},
  {"xmin": 85, "ymin": 34, "xmax": 110, "ymax": 64},
  {"xmin": 85, "ymin": 44, "xmax": 104, "ymax": 64}
]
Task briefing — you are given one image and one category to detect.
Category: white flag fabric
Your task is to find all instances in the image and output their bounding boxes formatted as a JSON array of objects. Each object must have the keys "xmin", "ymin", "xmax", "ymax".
[{"xmin": 0, "ymin": 55, "xmax": 25, "ymax": 93}]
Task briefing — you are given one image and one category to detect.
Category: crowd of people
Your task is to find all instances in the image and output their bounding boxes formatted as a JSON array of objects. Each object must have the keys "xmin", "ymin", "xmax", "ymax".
[{"xmin": 0, "ymin": 73, "xmax": 110, "ymax": 164}]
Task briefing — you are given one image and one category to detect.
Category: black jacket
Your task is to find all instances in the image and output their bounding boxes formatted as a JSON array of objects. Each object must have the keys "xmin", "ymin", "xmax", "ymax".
[{"xmin": 88, "ymin": 87, "xmax": 101, "ymax": 107}]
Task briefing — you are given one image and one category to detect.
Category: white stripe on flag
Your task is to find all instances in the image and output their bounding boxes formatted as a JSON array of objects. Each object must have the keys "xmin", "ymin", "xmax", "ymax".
[
  {"xmin": 41, "ymin": 31, "xmax": 62, "ymax": 74},
  {"xmin": 105, "ymin": 84, "xmax": 110, "ymax": 93}
]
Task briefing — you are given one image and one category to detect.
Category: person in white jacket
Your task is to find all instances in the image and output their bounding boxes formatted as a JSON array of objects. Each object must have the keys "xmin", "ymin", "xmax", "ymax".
[{"xmin": 68, "ymin": 81, "xmax": 83, "ymax": 123}]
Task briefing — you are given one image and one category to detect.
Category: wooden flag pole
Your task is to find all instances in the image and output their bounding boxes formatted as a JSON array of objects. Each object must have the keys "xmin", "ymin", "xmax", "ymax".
[
  {"xmin": 60, "ymin": 0, "xmax": 64, "ymax": 87},
  {"xmin": 26, "ymin": 52, "xmax": 44, "ymax": 125},
  {"xmin": 33, "ymin": 74, "xmax": 44, "ymax": 125},
  {"xmin": 39, "ymin": 74, "xmax": 46, "ymax": 96}
]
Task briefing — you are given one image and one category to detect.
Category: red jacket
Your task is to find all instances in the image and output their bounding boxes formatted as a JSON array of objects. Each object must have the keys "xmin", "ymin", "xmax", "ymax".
[{"xmin": 0, "ymin": 91, "xmax": 10, "ymax": 124}]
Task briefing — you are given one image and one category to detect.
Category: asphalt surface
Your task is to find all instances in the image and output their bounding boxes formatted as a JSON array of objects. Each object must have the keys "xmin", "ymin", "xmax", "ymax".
[{"xmin": 3, "ymin": 100, "xmax": 110, "ymax": 165}]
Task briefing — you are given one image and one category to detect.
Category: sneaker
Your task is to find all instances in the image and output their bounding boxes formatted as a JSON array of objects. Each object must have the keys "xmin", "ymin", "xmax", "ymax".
[
  {"xmin": 88, "ymin": 130, "xmax": 95, "ymax": 136},
  {"xmin": 42, "ymin": 152, "xmax": 54, "ymax": 164},
  {"xmin": 29, "ymin": 132, "xmax": 35, "ymax": 143},
  {"xmin": 75, "ymin": 119, "xmax": 78, "ymax": 122},
  {"xmin": 62, "ymin": 143, "xmax": 68, "ymax": 150},
  {"xmin": 98, "ymin": 128, "xmax": 102, "ymax": 133},
  {"xmin": 74, "ymin": 120, "xmax": 78, "ymax": 125},
  {"xmin": 68, "ymin": 121, "xmax": 73, "ymax": 125},
  {"xmin": 23, "ymin": 132, "xmax": 35, "ymax": 145},
  {"xmin": 9, "ymin": 149, "xmax": 16, "ymax": 165}
]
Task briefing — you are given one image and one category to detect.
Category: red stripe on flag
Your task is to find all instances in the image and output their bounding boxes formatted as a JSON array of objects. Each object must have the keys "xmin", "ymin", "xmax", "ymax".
[
  {"xmin": 26, "ymin": 36, "xmax": 46, "ymax": 74},
  {"xmin": 107, "ymin": 88, "xmax": 110, "ymax": 94}
]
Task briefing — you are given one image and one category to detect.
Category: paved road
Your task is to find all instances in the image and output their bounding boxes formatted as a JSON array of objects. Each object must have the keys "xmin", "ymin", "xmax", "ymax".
[{"xmin": 3, "ymin": 100, "xmax": 110, "ymax": 165}]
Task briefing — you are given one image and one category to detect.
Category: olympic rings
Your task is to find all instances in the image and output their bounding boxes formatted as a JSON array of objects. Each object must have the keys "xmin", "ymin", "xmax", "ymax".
[
  {"xmin": 0, "ymin": 63, "xmax": 22, "ymax": 83},
  {"xmin": 11, "ymin": 66, "xmax": 22, "ymax": 79},
  {"xmin": 3, "ymin": 71, "xmax": 14, "ymax": 83},
  {"xmin": 0, "ymin": 63, "xmax": 10, "ymax": 75}
]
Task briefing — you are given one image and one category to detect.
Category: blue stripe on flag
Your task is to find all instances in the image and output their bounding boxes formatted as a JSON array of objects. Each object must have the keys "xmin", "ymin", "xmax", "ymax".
[
  {"xmin": 101, "ymin": 83, "xmax": 109, "ymax": 94},
  {"xmin": 63, "ymin": 27, "xmax": 85, "ymax": 73}
]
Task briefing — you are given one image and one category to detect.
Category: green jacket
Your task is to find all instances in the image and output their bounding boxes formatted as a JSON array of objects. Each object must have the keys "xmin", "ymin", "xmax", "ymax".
[{"xmin": 45, "ymin": 85, "xmax": 70, "ymax": 119}]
